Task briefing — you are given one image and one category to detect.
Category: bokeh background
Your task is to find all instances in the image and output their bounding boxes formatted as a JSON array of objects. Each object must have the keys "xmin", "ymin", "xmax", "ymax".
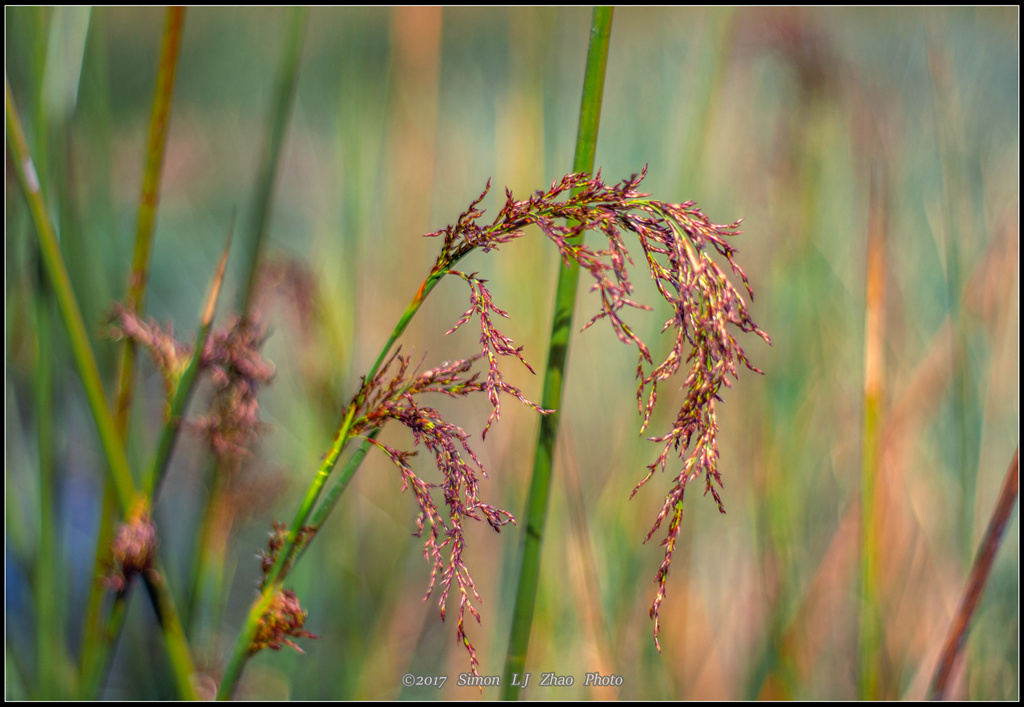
[{"xmin": 6, "ymin": 6, "xmax": 1018, "ymax": 700}]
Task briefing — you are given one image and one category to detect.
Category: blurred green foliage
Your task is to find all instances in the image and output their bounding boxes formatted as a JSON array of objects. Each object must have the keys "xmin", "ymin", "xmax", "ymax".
[{"xmin": 6, "ymin": 6, "xmax": 1017, "ymax": 700}]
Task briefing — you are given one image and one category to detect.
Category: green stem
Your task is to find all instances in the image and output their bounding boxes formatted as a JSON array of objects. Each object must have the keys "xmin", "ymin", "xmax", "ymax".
[
  {"xmin": 217, "ymin": 582, "xmax": 279, "ymax": 701},
  {"xmin": 23, "ymin": 18, "xmax": 67, "ymax": 681},
  {"xmin": 144, "ymin": 227, "xmax": 232, "ymax": 499},
  {"xmin": 6, "ymin": 75, "xmax": 138, "ymax": 515},
  {"xmin": 35, "ymin": 282, "xmax": 70, "ymax": 699},
  {"xmin": 79, "ymin": 11, "xmax": 196, "ymax": 698},
  {"xmin": 77, "ymin": 4, "xmax": 183, "ymax": 676},
  {"xmin": 216, "ymin": 404, "xmax": 361, "ymax": 700},
  {"xmin": 115, "ymin": 5, "xmax": 185, "ymax": 430},
  {"xmin": 190, "ymin": 7, "xmax": 305, "ymax": 653},
  {"xmin": 217, "ymin": 235, "xmax": 460, "ymax": 699},
  {"xmin": 9, "ymin": 72, "xmax": 199, "ymax": 701},
  {"xmin": 238, "ymin": 6, "xmax": 306, "ymax": 317},
  {"xmin": 79, "ymin": 487, "xmax": 118, "ymax": 698},
  {"xmin": 80, "ymin": 590, "xmax": 130, "ymax": 699},
  {"xmin": 80, "ymin": 8, "xmax": 186, "ymax": 692},
  {"xmin": 501, "ymin": 6, "xmax": 612, "ymax": 699},
  {"xmin": 143, "ymin": 571, "xmax": 199, "ymax": 700},
  {"xmin": 294, "ymin": 432, "xmax": 380, "ymax": 565}
]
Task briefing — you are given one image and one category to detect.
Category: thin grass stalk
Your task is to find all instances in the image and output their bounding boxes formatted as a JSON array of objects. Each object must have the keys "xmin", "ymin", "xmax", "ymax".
[
  {"xmin": 7, "ymin": 74, "xmax": 199, "ymax": 700},
  {"xmin": 294, "ymin": 431, "xmax": 380, "ymax": 565},
  {"xmin": 82, "ymin": 5, "xmax": 184, "ymax": 676},
  {"xmin": 858, "ymin": 165, "xmax": 887, "ymax": 700},
  {"xmin": 6, "ymin": 76, "xmax": 137, "ymax": 513},
  {"xmin": 52, "ymin": 9, "xmax": 104, "ymax": 331},
  {"xmin": 215, "ymin": 431, "xmax": 380, "ymax": 700},
  {"xmin": 114, "ymin": 5, "xmax": 185, "ymax": 429},
  {"xmin": 34, "ymin": 292, "xmax": 69, "ymax": 699},
  {"xmin": 142, "ymin": 569, "xmax": 200, "ymax": 700},
  {"xmin": 28, "ymin": 9, "xmax": 105, "ymax": 697},
  {"xmin": 929, "ymin": 446, "xmax": 1019, "ymax": 699},
  {"xmin": 78, "ymin": 9, "xmax": 188, "ymax": 694},
  {"xmin": 216, "ymin": 209, "xmax": 486, "ymax": 699},
  {"xmin": 79, "ymin": 488, "xmax": 119, "ymax": 695},
  {"xmin": 26, "ymin": 15, "xmax": 64, "ymax": 691},
  {"xmin": 188, "ymin": 11, "xmax": 305, "ymax": 635},
  {"xmin": 500, "ymin": 7, "xmax": 613, "ymax": 698},
  {"xmin": 22, "ymin": 7, "xmax": 51, "ymax": 199},
  {"xmin": 215, "ymin": 402, "xmax": 362, "ymax": 700},
  {"xmin": 144, "ymin": 228, "xmax": 233, "ymax": 499},
  {"xmin": 237, "ymin": 6, "xmax": 306, "ymax": 316},
  {"xmin": 217, "ymin": 584, "xmax": 279, "ymax": 700},
  {"xmin": 78, "ymin": 589, "xmax": 129, "ymax": 699}
]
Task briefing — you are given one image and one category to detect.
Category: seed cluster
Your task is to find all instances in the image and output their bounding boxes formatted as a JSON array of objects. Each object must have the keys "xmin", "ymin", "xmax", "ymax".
[{"xmin": 356, "ymin": 169, "xmax": 769, "ymax": 667}]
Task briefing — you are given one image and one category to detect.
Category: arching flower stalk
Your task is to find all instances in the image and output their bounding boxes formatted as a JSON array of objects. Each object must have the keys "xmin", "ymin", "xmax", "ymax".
[
  {"xmin": 404, "ymin": 168, "xmax": 770, "ymax": 656},
  {"xmin": 239, "ymin": 168, "xmax": 768, "ymax": 680}
]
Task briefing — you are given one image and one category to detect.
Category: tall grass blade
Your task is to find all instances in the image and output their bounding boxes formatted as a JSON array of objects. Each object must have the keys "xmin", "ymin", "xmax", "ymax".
[
  {"xmin": 145, "ymin": 222, "xmax": 234, "ymax": 499},
  {"xmin": 6, "ymin": 76, "xmax": 137, "ymax": 513},
  {"xmin": 114, "ymin": 5, "xmax": 185, "ymax": 426},
  {"xmin": 8, "ymin": 71, "xmax": 198, "ymax": 700},
  {"xmin": 858, "ymin": 164, "xmax": 888, "ymax": 699},
  {"xmin": 929, "ymin": 447, "xmax": 1019, "ymax": 699},
  {"xmin": 501, "ymin": 7, "xmax": 613, "ymax": 699},
  {"xmin": 77, "ymin": 7, "xmax": 187, "ymax": 694},
  {"xmin": 237, "ymin": 6, "xmax": 306, "ymax": 316}
]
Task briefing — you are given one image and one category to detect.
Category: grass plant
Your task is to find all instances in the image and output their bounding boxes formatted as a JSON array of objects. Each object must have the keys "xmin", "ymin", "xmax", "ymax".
[{"xmin": 6, "ymin": 7, "xmax": 1017, "ymax": 701}]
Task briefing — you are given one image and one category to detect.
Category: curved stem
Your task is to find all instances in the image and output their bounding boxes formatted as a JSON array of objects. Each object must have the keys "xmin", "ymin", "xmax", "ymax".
[{"xmin": 216, "ymin": 265, "xmax": 447, "ymax": 698}]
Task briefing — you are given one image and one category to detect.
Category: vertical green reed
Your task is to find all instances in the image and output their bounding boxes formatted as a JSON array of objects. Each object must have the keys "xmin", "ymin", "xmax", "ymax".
[
  {"xmin": 236, "ymin": 7, "xmax": 307, "ymax": 317},
  {"xmin": 8, "ymin": 9, "xmax": 220, "ymax": 699},
  {"xmin": 500, "ymin": 7, "xmax": 613, "ymax": 699},
  {"xmin": 7, "ymin": 69, "xmax": 199, "ymax": 699},
  {"xmin": 79, "ymin": 9, "xmax": 186, "ymax": 696},
  {"xmin": 71, "ymin": 8, "xmax": 200, "ymax": 699},
  {"xmin": 188, "ymin": 4, "xmax": 307, "ymax": 643},
  {"xmin": 20, "ymin": 8, "xmax": 66, "ymax": 698},
  {"xmin": 5, "ymin": 78, "xmax": 137, "ymax": 530}
]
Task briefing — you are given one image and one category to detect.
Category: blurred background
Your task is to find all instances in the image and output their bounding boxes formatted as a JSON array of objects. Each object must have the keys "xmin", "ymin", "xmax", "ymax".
[{"xmin": 5, "ymin": 6, "xmax": 1017, "ymax": 700}]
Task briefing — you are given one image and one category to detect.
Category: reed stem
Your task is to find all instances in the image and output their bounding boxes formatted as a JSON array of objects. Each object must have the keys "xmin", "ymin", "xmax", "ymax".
[{"xmin": 501, "ymin": 7, "xmax": 613, "ymax": 698}]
